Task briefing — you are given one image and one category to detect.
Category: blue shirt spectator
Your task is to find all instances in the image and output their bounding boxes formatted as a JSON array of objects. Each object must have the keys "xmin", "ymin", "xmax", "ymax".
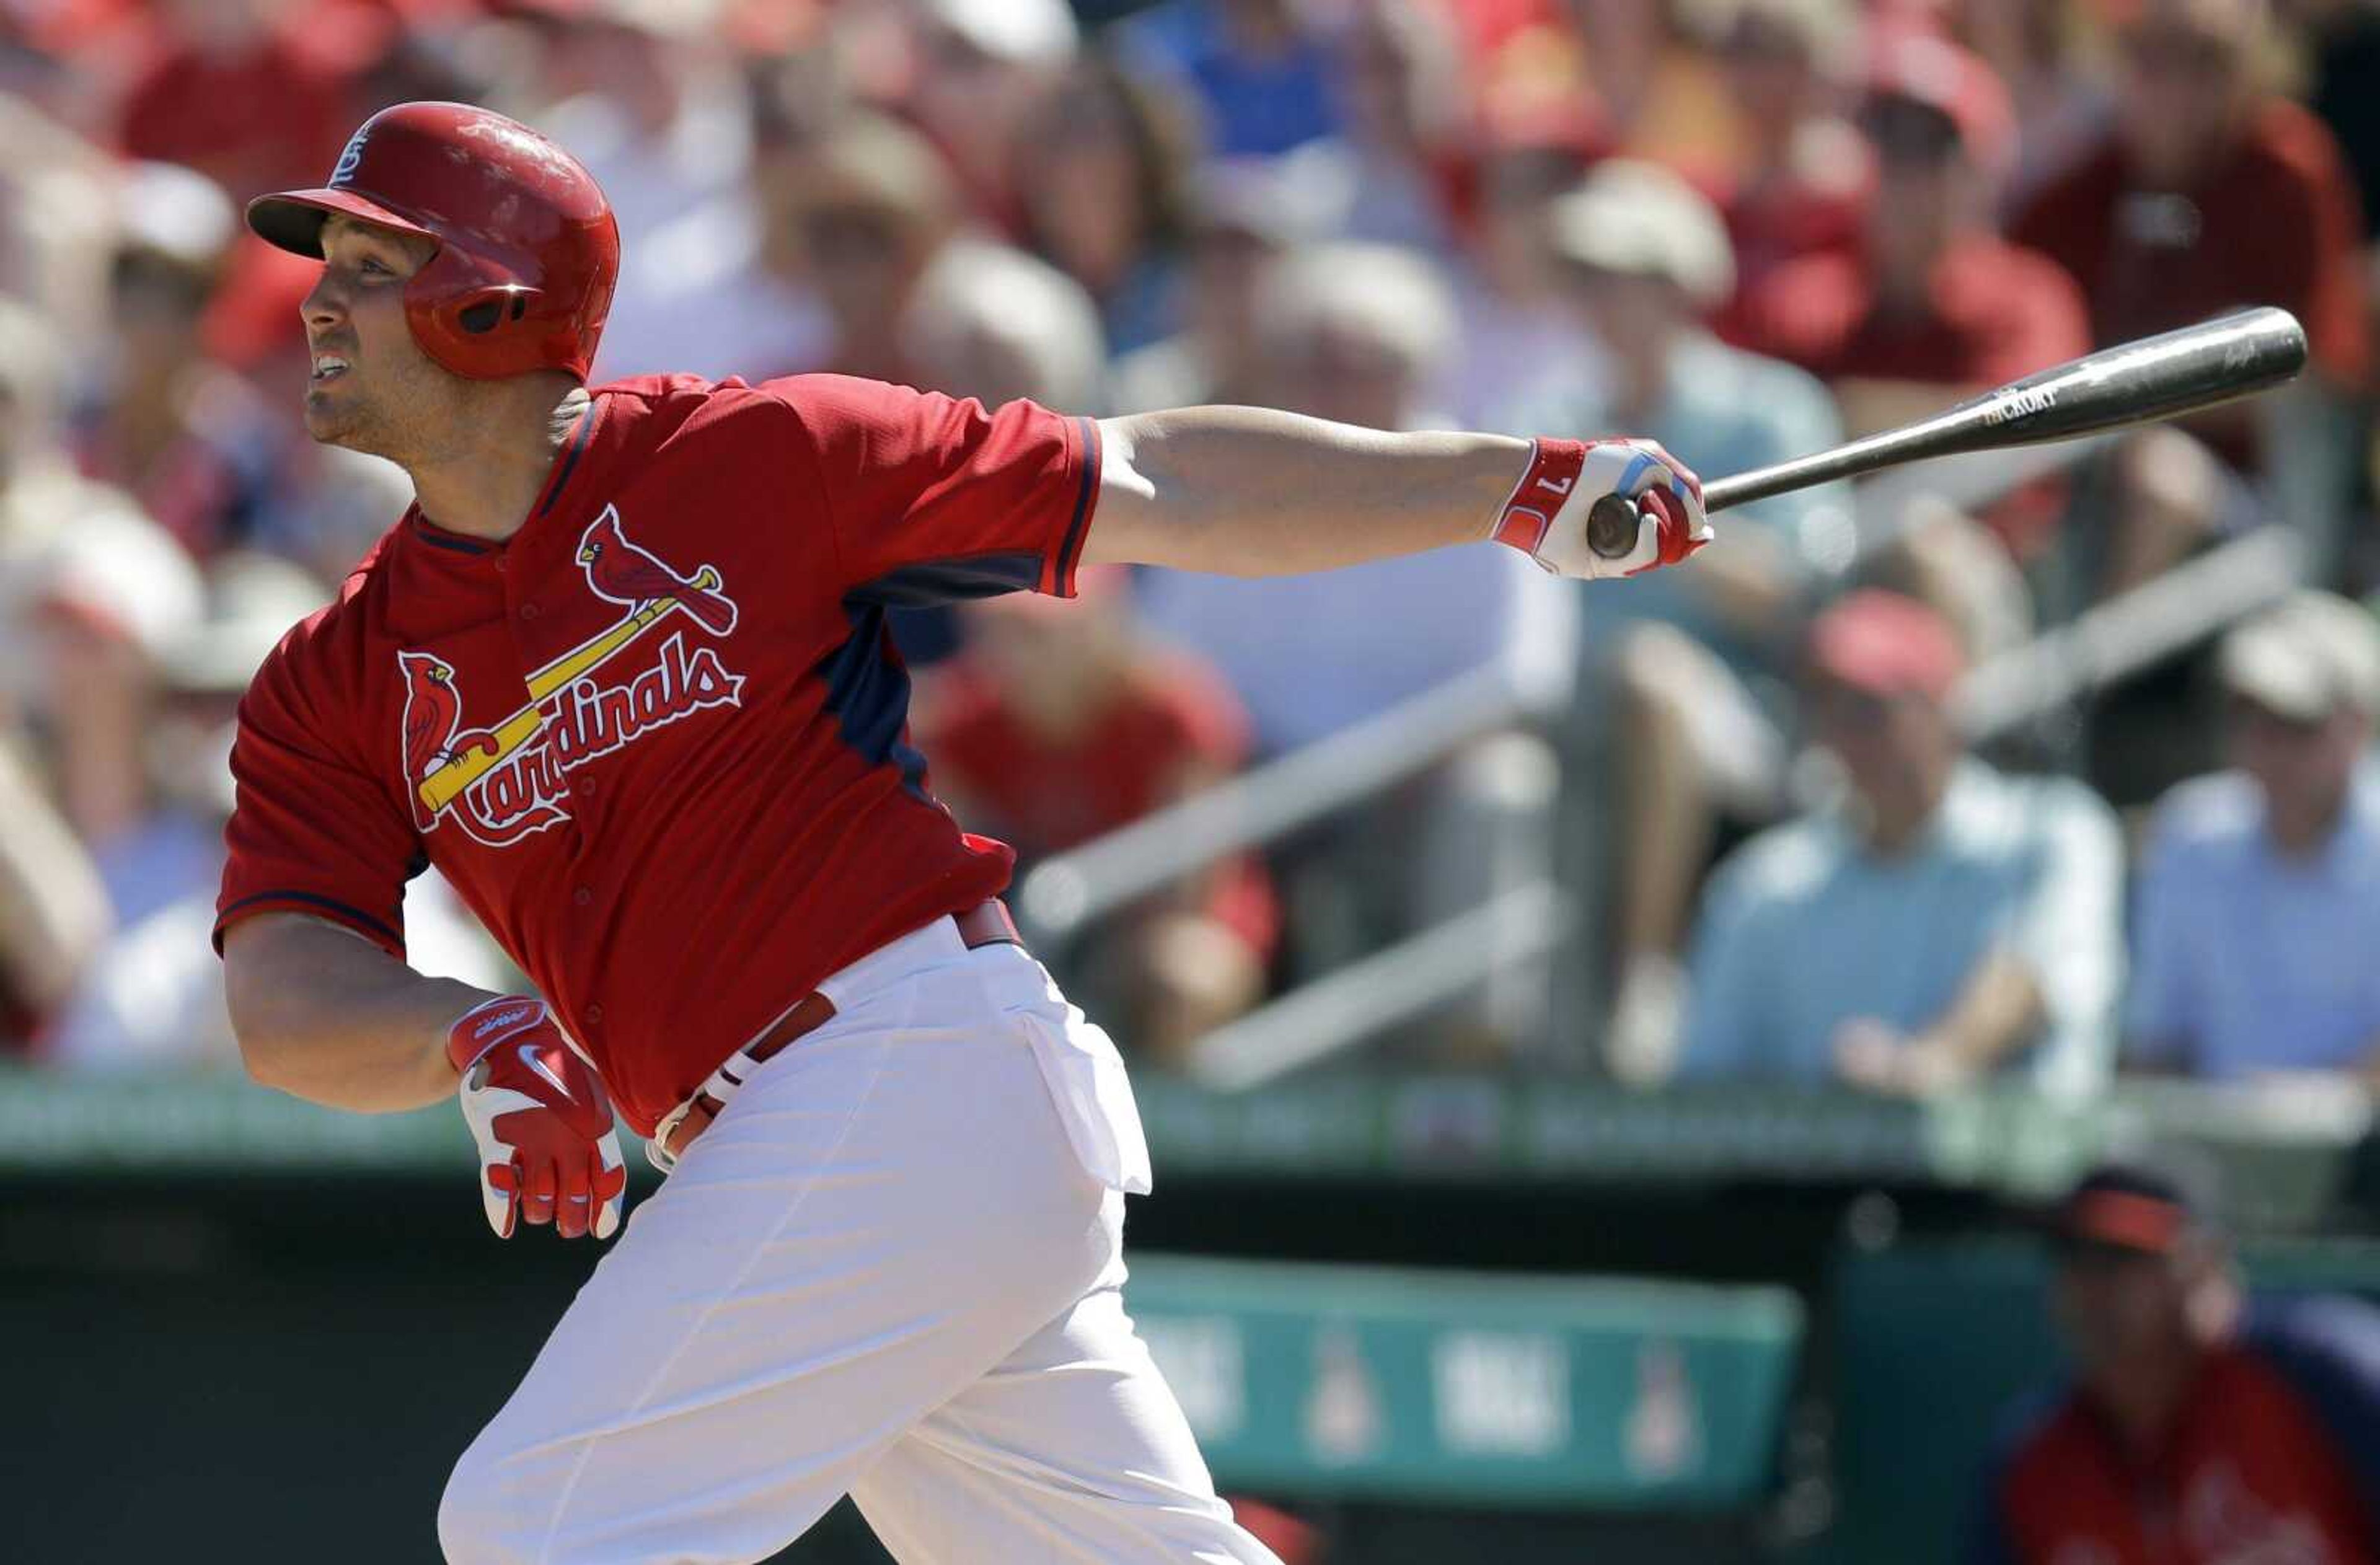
[
  {"xmin": 1117, "ymin": 0, "xmax": 1342, "ymax": 157},
  {"xmin": 2127, "ymin": 591, "xmax": 2380, "ymax": 1080},
  {"xmin": 1680, "ymin": 594, "xmax": 2124, "ymax": 1098},
  {"xmin": 1504, "ymin": 161, "xmax": 1851, "ymax": 681}
]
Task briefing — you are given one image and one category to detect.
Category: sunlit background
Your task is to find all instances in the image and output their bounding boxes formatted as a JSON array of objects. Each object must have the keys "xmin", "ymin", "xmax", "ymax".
[{"xmin": 4, "ymin": 1, "xmax": 2379, "ymax": 1561}]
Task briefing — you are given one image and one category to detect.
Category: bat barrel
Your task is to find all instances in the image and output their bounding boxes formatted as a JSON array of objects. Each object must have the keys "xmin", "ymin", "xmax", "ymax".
[{"xmin": 1701, "ymin": 307, "xmax": 2308, "ymax": 514}]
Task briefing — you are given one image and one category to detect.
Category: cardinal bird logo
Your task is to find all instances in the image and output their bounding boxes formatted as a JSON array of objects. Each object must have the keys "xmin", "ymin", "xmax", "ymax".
[
  {"xmin": 577, "ymin": 506, "xmax": 738, "ymax": 636},
  {"xmin": 399, "ymin": 651, "xmax": 506, "ymax": 831}
]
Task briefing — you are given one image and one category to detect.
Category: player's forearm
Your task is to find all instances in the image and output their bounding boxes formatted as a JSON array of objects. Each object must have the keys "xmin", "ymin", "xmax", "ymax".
[
  {"xmin": 223, "ymin": 913, "xmax": 491, "ymax": 1113},
  {"xmin": 1086, "ymin": 408, "xmax": 1530, "ymax": 577}
]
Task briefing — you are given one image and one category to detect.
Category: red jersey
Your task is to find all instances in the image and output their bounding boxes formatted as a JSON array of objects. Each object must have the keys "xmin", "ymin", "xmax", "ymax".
[
  {"xmin": 1973, "ymin": 1298, "xmax": 2380, "ymax": 1565},
  {"xmin": 2012, "ymin": 100, "xmax": 2370, "ymax": 391},
  {"xmin": 1739, "ymin": 236, "xmax": 2092, "ymax": 390},
  {"xmin": 214, "ymin": 374, "xmax": 1101, "ymax": 1133}
]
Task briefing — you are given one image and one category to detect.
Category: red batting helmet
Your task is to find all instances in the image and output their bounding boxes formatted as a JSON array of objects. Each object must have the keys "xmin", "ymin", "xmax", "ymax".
[{"xmin": 245, "ymin": 101, "xmax": 619, "ymax": 381}]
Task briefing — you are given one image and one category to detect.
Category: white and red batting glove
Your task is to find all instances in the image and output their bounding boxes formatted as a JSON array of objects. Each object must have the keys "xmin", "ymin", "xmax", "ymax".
[
  {"xmin": 1490, "ymin": 436, "xmax": 1711, "ymax": 580},
  {"xmin": 446, "ymin": 996, "xmax": 627, "ymax": 1241}
]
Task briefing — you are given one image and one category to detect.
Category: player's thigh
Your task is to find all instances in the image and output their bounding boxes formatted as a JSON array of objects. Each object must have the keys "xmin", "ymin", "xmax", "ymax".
[
  {"xmin": 440, "ymin": 992, "xmax": 1114, "ymax": 1564},
  {"xmin": 849, "ymin": 1241, "xmax": 1284, "ymax": 1565}
]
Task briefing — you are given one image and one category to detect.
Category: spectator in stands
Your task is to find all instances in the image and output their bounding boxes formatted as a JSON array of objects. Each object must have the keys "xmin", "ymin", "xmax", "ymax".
[
  {"xmin": 0, "ymin": 90, "xmax": 120, "ymax": 340},
  {"xmin": 1276, "ymin": 0, "xmax": 1466, "ymax": 258},
  {"xmin": 112, "ymin": 0, "xmax": 361, "ymax": 201},
  {"xmin": 917, "ymin": 571, "xmax": 1272, "ymax": 1071},
  {"xmin": 47, "ymin": 552, "xmax": 506, "ymax": 1069},
  {"xmin": 1443, "ymin": 113, "xmax": 1603, "ymax": 427},
  {"xmin": 1560, "ymin": 0, "xmax": 1752, "ymax": 183},
  {"xmin": 2125, "ymin": 591, "xmax": 2380, "ymax": 1083},
  {"xmin": 1011, "ymin": 52, "xmax": 1201, "ymax": 357},
  {"xmin": 71, "ymin": 161, "xmax": 287, "ymax": 560},
  {"xmin": 0, "ymin": 724, "xmax": 110, "ymax": 1051},
  {"xmin": 762, "ymin": 111, "xmax": 960, "ymax": 387},
  {"xmin": 904, "ymin": 242, "xmax": 1108, "ymax": 415},
  {"xmin": 22, "ymin": 488, "xmax": 206, "ymax": 928},
  {"xmin": 1708, "ymin": 0, "xmax": 1871, "ymax": 343},
  {"xmin": 1971, "ymin": 1160, "xmax": 2380, "ymax": 1564},
  {"xmin": 1949, "ymin": 0, "xmax": 2114, "ymax": 216},
  {"xmin": 1134, "ymin": 242, "xmax": 1574, "ymax": 1053},
  {"xmin": 1680, "ymin": 591, "xmax": 2123, "ymax": 1098},
  {"xmin": 902, "ymin": 0, "xmax": 1078, "ymax": 231},
  {"xmin": 1507, "ymin": 159, "xmax": 1848, "ymax": 1078},
  {"xmin": 522, "ymin": 2, "xmax": 763, "ymax": 380},
  {"xmin": 1109, "ymin": 158, "xmax": 1307, "ymax": 415},
  {"xmin": 2012, "ymin": 0, "xmax": 2369, "ymax": 407},
  {"xmin": 1137, "ymin": 243, "xmax": 1576, "ymax": 757},
  {"xmin": 0, "ymin": 297, "xmax": 172, "ymax": 743},
  {"xmin": 1739, "ymin": 32, "xmax": 2091, "ymax": 450},
  {"xmin": 594, "ymin": 106, "xmax": 837, "ymax": 382},
  {"xmin": 1117, "ymin": 0, "xmax": 1343, "ymax": 159}
]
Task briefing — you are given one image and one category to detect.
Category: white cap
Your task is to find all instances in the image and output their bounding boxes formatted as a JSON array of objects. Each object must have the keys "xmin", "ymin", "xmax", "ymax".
[
  {"xmin": 1546, "ymin": 158, "xmax": 1735, "ymax": 309},
  {"xmin": 916, "ymin": 0, "xmax": 1078, "ymax": 64},
  {"xmin": 161, "ymin": 551, "xmax": 332, "ymax": 695},
  {"xmin": 115, "ymin": 161, "xmax": 236, "ymax": 270},
  {"xmin": 30, "ymin": 501, "xmax": 205, "ymax": 665},
  {"xmin": 2219, "ymin": 590, "xmax": 2380, "ymax": 722}
]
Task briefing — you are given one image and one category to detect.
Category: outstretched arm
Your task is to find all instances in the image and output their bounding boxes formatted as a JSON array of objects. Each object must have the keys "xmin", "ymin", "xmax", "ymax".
[{"xmin": 1082, "ymin": 407, "xmax": 1707, "ymax": 580}]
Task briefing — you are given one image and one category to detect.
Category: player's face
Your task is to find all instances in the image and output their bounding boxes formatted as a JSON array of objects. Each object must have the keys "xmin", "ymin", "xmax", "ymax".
[
  {"xmin": 2050, "ymin": 1242, "xmax": 2200, "ymax": 1390},
  {"xmin": 299, "ymin": 216, "xmax": 451, "ymax": 456}
]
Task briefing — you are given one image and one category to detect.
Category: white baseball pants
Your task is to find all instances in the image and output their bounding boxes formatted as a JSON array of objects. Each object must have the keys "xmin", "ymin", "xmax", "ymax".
[{"xmin": 436, "ymin": 916, "xmax": 1281, "ymax": 1565}]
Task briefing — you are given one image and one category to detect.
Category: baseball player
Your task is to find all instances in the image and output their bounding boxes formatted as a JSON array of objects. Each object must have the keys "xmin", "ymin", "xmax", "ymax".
[{"xmin": 216, "ymin": 102, "xmax": 1710, "ymax": 1565}]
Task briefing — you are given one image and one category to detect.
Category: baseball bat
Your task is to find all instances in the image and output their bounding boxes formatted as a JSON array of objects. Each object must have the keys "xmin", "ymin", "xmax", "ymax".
[{"xmin": 1585, "ymin": 306, "xmax": 2309, "ymax": 557}]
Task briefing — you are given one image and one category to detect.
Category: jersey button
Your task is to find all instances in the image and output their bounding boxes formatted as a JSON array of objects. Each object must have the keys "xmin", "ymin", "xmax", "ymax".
[
  {"xmin": 519, "ymin": 602, "xmax": 540, "ymax": 621},
  {"xmin": 586, "ymin": 1005, "xmax": 605, "ymax": 1025},
  {"xmin": 577, "ymin": 778, "xmax": 597, "ymax": 798},
  {"xmin": 573, "ymin": 886, "xmax": 593, "ymax": 907}
]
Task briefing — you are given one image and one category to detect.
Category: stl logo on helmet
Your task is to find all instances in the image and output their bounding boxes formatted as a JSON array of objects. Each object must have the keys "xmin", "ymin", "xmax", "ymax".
[
  {"xmin": 397, "ymin": 507, "xmax": 746, "ymax": 847},
  {"xmin": 329, "ymin": 126, "xmax": 371, "ymax": 188}
]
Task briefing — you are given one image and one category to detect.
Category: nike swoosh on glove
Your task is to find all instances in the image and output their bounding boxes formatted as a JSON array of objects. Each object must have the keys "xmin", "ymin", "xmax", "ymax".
[{"xmin": 446, "ymin": 997, "xmax": 627, "ymax": 1240}]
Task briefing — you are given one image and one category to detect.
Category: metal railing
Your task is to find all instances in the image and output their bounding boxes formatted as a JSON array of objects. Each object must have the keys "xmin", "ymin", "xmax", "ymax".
[{"xmin": 1020, "ymin": 437, "xmax": 2317, "ymax": 1090}]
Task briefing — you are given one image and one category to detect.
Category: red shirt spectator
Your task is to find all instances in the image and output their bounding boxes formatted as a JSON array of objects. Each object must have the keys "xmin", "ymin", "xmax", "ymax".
[
  {"xmin": 114, "ymin": 6, "xmax": 377, "ymax": 201},
  {"xmin": 1739, "ymin": 238, "xmax": 2089, "ymax": 390},
  {"xmin": 1972, "ymin": 1163, "xmax": 2380, "ymax": 1565},
  {"xmin": 1708, "ymin": 0, "xmax": 1872, "ymax": 343},
  {"xmin": 1735, "ymin": 32, "xmax": 2091, "ymax": 554},
  {"xmin": 2012, "ymin": 97, "xmax": 2369, "ymax": 390},
  {"xmin": 919, "ymin": 598, "xmax": 1276, "ymax": 963}
]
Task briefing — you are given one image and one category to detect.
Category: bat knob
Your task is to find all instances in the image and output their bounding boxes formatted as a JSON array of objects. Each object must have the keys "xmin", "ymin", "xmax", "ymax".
[{"xmin": 1586, "ymin": 493, "xmax": 1641, "ymax": 559}]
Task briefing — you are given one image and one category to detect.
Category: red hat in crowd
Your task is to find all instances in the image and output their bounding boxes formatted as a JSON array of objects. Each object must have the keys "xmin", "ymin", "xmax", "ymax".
[
  {"xmin": 1808, "ymin": 590, "xmax": 1967, "ymax": 704},
  {"xmin": 1863, "ymin": 28, "xmax": 2017, "ymax": 176},
  {"xmin": 2046, "ymin": 1159, "xmax": 2226, "ymax": 1258}
]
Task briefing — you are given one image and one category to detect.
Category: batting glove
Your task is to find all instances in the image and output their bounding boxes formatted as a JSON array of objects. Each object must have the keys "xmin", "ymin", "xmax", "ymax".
[
  {"xmin": 1491, "ymin": 437, "xmax": 1712, "ymax": 580},
  {"xmin": 446, "ymin": 996, "xmax": 627, "ymax": 1241}
]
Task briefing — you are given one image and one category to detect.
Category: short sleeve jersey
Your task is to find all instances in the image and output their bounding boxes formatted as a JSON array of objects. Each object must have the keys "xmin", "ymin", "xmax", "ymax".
[{"xmin": 214, "ymin": 374, "xmax": 1101, "ymax": 1132}]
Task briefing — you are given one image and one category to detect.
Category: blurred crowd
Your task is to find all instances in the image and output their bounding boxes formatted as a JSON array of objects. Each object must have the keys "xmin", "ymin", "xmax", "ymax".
[{"xmin": 3, "ymin": 0, "xmax": 2380, "ymax": 1105}]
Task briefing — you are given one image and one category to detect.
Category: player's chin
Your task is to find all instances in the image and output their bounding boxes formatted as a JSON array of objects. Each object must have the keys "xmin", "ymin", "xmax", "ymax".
[{"xmin": 301, "ymin": 387, "xmax": 367, "ymax": 446}]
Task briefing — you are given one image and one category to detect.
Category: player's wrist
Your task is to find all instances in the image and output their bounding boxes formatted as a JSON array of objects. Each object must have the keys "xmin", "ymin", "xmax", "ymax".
[
  {"xmin": 1485, "ymin": 438, "xmax": 1588, "ymax": 558},
  {"xmin": 446, "ymin": 994, "xmax": 550, "ymax": 1075}
]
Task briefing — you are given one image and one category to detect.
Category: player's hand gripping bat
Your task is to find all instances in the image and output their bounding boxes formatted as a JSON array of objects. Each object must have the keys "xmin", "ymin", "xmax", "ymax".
[{"xmin": 1584, "ymin": 306, "xmax": 2311, "ymax": 558}]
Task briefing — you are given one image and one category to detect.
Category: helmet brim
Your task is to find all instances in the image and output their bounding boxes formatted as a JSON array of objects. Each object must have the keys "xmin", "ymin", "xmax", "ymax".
[{"xmin": 245, "ymin": 188, "xmax": 438, "ymax": 260}]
